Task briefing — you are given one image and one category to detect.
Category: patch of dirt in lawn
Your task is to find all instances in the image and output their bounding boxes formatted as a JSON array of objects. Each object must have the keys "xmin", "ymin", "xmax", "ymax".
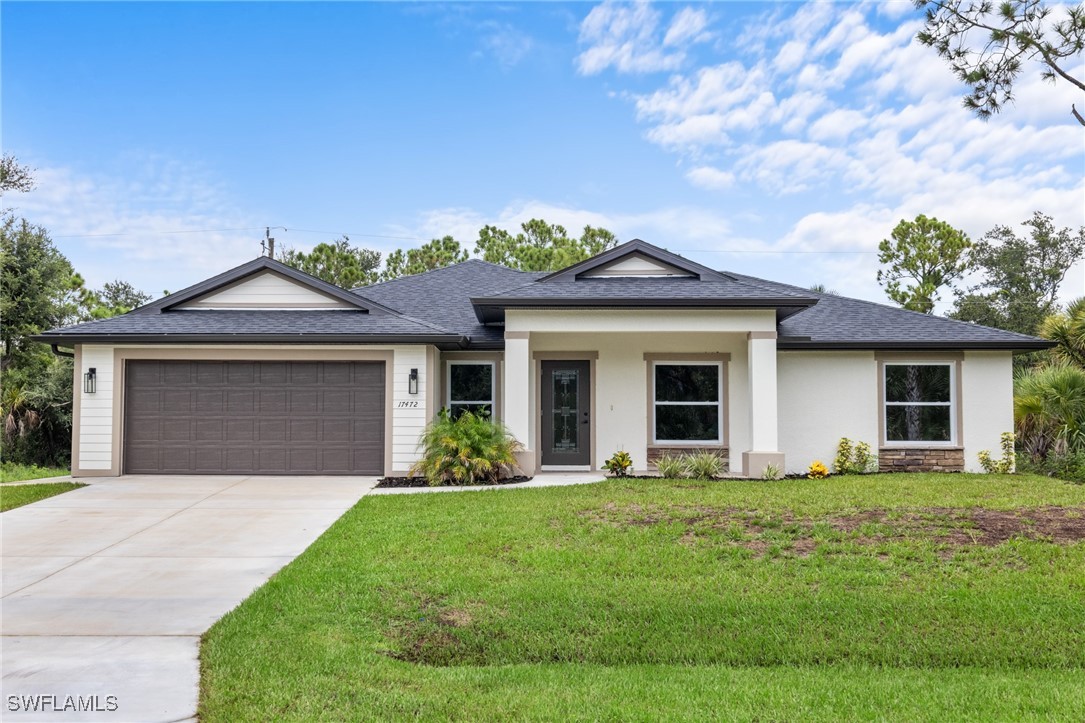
[{"xmin": 582, "ymin": 503, "xmax": 1085, "ymax": 556}]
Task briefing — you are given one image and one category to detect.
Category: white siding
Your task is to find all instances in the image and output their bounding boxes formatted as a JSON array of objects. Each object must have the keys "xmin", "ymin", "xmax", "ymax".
[
  {"xmin": 78, "ymin": 346, "xmax": 116, "ymax": 470},
  {"xmin": 179, "ymin": 271, "xmax": 353, "ymax": 309},
  {"xmin": 961, "ymin": 351, "xmax": 1014, "ymax": 472},
  {"xmin": 506, "ymin": 308, "xmax": 776, "ymax": 334},
  {"xmin": 389, "ymin": 345, "xmax": 428, "ymax": 472}
]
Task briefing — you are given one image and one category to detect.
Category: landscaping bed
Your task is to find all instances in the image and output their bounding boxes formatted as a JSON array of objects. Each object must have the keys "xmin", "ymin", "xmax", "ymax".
[
  {"xmin": 376, "ymin": 475, "xmax": 534, "ymax": 488},
  {"xmin": 200, "ymin": 473, "xmax": 1085, "ymax": 721}
]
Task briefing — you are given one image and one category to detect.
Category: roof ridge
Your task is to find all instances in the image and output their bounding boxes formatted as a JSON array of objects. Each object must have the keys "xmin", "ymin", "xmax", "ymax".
[{"xmin": 352, "ymin": 257, "xmax": 528, "ymax": 293}]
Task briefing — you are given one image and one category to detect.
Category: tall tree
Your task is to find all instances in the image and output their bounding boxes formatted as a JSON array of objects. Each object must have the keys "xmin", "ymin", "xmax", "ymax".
[
  {"xmin": 381, "ymin": 236, "xmax": 468, "ymax": 281},
  {"xmin": 0, "ymin": 216, "xmax": 81, "ymax": 370},
  {"xmin": 475, "ymin": 220, "xmax": 618, "ymax": 272},
  {"xmin": 914, "ymin": 0, "xmax": 1085, "ymax": 125},
  {"xmin": 0, "ymin": 154, "xmax": 36, "ymax": 195},
  {"xmin": 877, "ymin": 215, "xmax": 972, "ymax": 314},
  {"xmin": 279, "ymin": 236, "xmax": 381, "ymax": 289},
  {"xmin": 951, "ymin": 212, "xmax": 1085, "ymax": 335}
]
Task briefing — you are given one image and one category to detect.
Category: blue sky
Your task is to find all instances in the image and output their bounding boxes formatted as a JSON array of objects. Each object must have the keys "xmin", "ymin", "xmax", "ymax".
[{"xmin": 4, "ymin": 1, "xmax": 1082, "ymax": 307}]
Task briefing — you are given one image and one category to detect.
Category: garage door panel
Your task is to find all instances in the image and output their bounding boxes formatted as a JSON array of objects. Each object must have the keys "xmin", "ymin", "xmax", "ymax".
[
  {"xmin": 227, "ymin": 389, "xmax": 255, "ymax": 413},
  {"xmin": 226, "ymin": 418, "xmax": 254, "ymax": 442},
  {"xmin": 259, "ymin": 363, "xmax": 288, "ymax": 385},
  {"xmin": 162, "ymin": 362, "xmax": 194, "ymax": 385},
  {"xmin": 194, "ymin": 390, "xmax": 222, "ymax": 414},
  {"xmin": 259, "ymin": 390, "xmax": 287, "ymax": 414},
  {"xmin": 125, "ymin": 360, "xmax": 385, "ymax": 475},
  {"xmin": 227, "ymin": 363, "xmax": 254, "ymax": 385},
  {"xmin": 196, "ymin": 419, "xmax": 224, "ymax": 442},
  {"xmin": 289, "ymin": 419, "xmax": 319, "ymax": 442},
  {"xmin": 162, "ymin": 418, "xmax": 192, "ymax": 442},
  {"xmin": 197, "ymin": 362, "xmax": 226, "ymax": 385},
  {"xmin": 290, "ymin": 389, "xmax": 319, "ymax": 414}
]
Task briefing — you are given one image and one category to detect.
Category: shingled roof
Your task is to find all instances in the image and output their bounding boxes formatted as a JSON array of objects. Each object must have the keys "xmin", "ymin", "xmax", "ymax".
[{"xmin": 36, "ymin": 241, "xmax": 1052, "ymax": 351}]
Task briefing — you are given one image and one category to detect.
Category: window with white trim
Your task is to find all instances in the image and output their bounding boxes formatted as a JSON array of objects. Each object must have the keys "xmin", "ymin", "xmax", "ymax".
[
  {"xmin": 883, "ymin": 363, "xmax": 954, "ymax": 444},
  {"xmin": 447, "ymin": 361, "xmax": 494, "ymax": 418},
  {"xmin": 653, "ymin": 362, "xmax": 723, "ymax": 443}
]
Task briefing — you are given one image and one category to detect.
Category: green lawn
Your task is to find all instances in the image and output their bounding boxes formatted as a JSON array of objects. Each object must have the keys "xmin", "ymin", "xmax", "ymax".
[
  {"xmin": 0, "ymin": 482, "xmax": 85, "ymax": 511},
  {"xmin": 200, "ymin": 473, "xmax": 1085, "ymax": 721},
  {"xmin": 1, "ymin": 462, "xmax": 70, "ymax": 483}
]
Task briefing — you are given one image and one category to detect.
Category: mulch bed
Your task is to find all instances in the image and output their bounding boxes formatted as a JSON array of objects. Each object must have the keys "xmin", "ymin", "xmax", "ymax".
[{"xmin": 376, "ymin": 476, "xmax": 534, "ymax": 488}]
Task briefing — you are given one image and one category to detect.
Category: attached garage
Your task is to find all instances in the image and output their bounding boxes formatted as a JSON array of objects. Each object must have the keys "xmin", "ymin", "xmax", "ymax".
[{"xmin": 123, "ymin": 360, "xmax": 385, "ymax": 475}]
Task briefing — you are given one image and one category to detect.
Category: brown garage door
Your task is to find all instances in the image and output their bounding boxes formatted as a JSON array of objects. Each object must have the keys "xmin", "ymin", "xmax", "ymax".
[{"xmin": 124, "ymin": 360, "xmax": 384, "ymax": 475}]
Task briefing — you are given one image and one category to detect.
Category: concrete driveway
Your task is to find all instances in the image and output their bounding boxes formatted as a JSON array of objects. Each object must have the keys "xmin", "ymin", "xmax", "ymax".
[{"xmin": 1, "ymin": 475, "xmax": 377, "ymax": 722}]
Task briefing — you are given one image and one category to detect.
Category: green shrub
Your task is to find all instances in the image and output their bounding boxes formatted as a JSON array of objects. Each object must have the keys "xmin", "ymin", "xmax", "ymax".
[
  {"xmin": 410, "ymin": 409, "xmax": 523, "ymax": 486},
  {"xmin": 1014, "ymin": 363, "xmax": 1085, "ymax": 459},
  {"xmin": 833, "ymin": 438, "xmax": 853, "ymax": 475},
  {"xmin": 978, "ymin": 432, "xmax": 1016, "ymax": 474},
  {"xmin": 833, "ymin": 437, "xmax": 877, "ymax": 474},
  {"xmin": 603, "ymin": 450, "xmax": 633, "ymax": 478},
  {"xmin": 685, "ymin": 452, "xmax": 723, "ymax": 480},
  {"xmin": 1016, "ymin": 450, "xmax": 1085, "ymax": 484},
  {"xmin": 761, "ymin": 462, "xmax": 783, "ymax": 481},
  {"xmin": 654, "ymin": 454, "xmax": 687, "ymax": 479}
]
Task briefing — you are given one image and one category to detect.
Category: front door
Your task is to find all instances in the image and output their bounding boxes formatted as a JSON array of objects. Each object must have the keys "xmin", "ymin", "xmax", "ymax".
[{"xmin": 541, "ymin": 360, "xmax": 591, "ymax": 466}]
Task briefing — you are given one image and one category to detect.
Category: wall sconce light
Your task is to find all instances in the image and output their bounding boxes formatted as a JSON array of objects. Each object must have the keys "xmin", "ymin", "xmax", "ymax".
[
  {"xmin": 408, "ymin": 368, "xmax": 419, "ymax": 395},
  {"xmin": 84, "ymin": 367, "xmax": 97, "ymax": 394}
]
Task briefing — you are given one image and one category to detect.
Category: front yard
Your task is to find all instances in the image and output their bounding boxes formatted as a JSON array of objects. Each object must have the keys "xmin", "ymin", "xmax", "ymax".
[{"xmin": 200, "ymin": 473, "xmax": 1085, "ymax": 721}]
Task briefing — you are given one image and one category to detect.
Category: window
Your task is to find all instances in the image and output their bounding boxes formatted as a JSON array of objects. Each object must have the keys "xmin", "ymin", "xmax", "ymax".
[
  {"xmin": 884, "ymin": 363, "xmax": 954, "ymax": 443},
  {"xmin": 653, "ymin": 363, "xmax": 723, "ymax": 443},
  {"xmin": 447, "ymin": 361, "xmax": 494, "ymax": 418}
]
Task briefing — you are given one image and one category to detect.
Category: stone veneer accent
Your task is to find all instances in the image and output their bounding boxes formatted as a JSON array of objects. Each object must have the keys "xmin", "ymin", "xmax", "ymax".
[
  {"xmin": 647, "ymin": 446, "xmax": 729, "ymax": 472},
  {"xmin": 879, "ymin": 447, "xmax": 964, "ymax": 473}
]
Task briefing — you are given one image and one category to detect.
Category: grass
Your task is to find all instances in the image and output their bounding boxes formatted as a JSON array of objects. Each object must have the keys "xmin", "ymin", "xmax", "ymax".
[
  {"xmin": 200, "ymin": 473, "xmax": 1085, "ymax": 721},
  {"xmin": 1, "ymin": 462, "xmax": 70, "ymax": 483},
  {"xmin": 0, "ymin": 482, "xmax": 85, "ymax": 511}
]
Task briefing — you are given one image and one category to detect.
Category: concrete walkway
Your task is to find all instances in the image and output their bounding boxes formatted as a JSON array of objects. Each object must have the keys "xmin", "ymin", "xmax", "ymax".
[{"xmin": 1, "ymin": 475, "xmax": 378, "ymax": 722}]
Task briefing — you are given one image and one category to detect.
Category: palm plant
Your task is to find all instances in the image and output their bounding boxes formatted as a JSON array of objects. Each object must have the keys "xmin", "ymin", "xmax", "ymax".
[
  {"xmin": 1040, "ymin": 297, "xmax": 1085, "ymax": 369},
  {"xmin": 1014, "ymin": 363, "xmax": 1085, "ymax": 460},
  {"xmin": 411, "ymin": 409, "xmax": 523, "ymax": 486}
]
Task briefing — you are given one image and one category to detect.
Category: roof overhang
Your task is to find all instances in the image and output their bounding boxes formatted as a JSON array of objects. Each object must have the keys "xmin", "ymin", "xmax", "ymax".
[
  {"xmin": 777, "ymin": 339, "xmax": 1056, "ymax": 351},
  {"xmin": 469, "ymin": 297, "xmax": 818, "ymax": 324},
  {"xmin": 31, "ymin": 332, "xmax": 468, "ymax": 346}
]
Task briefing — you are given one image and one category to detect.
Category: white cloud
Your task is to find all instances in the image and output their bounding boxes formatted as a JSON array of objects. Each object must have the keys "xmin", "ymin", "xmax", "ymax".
[
  {"xmin": 664, "ymin": 7, "xmax": 710, "ymax": 47},
  {"xmin": 685, "ymin": 166, "xmax": 735, "ymax": 190},
  {"xmin": 15, "ymin": 156, "xmax": 262, "ymax": 294},
  {"xmin": 576, "ymin": 2, "xmax": 710, "ymax": 75},
  {"xmin": 479, "ymin": 23, "xmax": 534, "ymax": 69}
]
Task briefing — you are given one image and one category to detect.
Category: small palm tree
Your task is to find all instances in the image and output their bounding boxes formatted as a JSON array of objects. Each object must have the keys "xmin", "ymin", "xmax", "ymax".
[
  {"xmin": 1014, "ymin": 363, "xmax": 1085, "ymax": 459},
  {"xmin": 411, "ymin": 409, "xmax": 523, "ymax": 486},
  {"xmin": 1040, "ymin": 297, "xmax": 1085, "ymax": 369}
]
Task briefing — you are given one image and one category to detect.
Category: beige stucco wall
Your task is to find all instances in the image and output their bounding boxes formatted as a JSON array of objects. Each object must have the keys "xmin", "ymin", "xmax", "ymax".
[
  {"xmin": 779, "ymin": 349, "xmax": 1015, "ymax": 474},
  {"xmin": 527, "ymin": 330, "xmax": 750, "ymax": 471},
  {"xmin": 778, "ymin": 351, "xmax": 879, "ymax": 475},
  {"xmin": 961, "ymin": 351, "xmax": 1015, "ymax": 472},
  {"xmin": 72, "ymin": 343, "xmax": 431, "ymax": 476}
]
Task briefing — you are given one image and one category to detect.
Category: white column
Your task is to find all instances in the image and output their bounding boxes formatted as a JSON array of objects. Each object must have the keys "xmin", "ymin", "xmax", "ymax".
[
  {"xmin": 744, "ymin": 331, "xmax": 784, "ymax": 477},
  {"xmin": 504, "ymin": 332, "xmax": 535, "ymax": 474}
]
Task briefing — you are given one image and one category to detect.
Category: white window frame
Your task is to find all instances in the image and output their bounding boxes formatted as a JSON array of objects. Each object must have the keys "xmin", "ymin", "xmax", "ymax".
[
  {"xmin": 447, "ymin": 361, "xmax": 495, "ymax": 416},
  {"xmin": 882, "ymin": 362, "xmax": 956, "ymax": 446},
  {"xmin": 652, "ymin": 361, "xmax": 724, "ymax": 445}
]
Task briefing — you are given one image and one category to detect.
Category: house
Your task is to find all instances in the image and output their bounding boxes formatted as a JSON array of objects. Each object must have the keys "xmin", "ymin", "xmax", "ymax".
[{"xmin": 36, "ymin": 239, "xmax": 1050, "ymax": 478}]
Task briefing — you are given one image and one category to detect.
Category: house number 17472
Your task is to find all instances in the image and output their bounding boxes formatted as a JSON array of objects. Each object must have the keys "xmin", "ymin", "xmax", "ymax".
[{"xmin": 396, "ymin": 401, "xmax": 419, "ymax": 408}]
